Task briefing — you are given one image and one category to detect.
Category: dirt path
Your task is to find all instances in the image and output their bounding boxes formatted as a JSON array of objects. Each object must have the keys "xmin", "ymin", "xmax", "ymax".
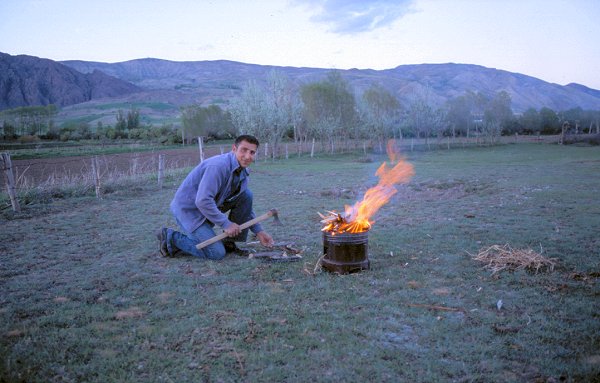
[{"xmin": 11, "ymin": 146, "xmax": 224, "ymax": 186}]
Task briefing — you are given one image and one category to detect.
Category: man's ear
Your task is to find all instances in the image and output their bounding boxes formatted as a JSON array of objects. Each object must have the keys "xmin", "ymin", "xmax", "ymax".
[{"xmin": 231, "ymin": 143, "xmax": 237, "ymax": 151}]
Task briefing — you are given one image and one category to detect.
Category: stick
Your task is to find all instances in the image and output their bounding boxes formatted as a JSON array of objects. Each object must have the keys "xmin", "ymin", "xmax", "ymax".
[
  {"xmin": 195, "ymin": 210, "xmax": 276, "ymax": 250},
  {"xmin": 406, "ymin": 303, "xmax": 465, "ymax": 312}
]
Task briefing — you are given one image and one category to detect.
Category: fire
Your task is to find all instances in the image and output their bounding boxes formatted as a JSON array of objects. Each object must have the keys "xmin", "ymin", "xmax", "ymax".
[{"xmin": 320, "ymin": 140, "xmax": 414, "ymax": 234}]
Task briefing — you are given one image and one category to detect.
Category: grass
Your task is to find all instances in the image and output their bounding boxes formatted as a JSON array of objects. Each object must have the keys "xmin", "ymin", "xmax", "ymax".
[
  {"xmin": 1, "ymin": 143, "xmax": 599, "ymax": 382},
  {"xmin": 55, "ymin": 101, "xmax": 181, "ymax": 128},
  {"xmin": 3, "ymin": 138, "xmax": 236, "ymax": 161},
  {"xmin": 2, "ymin": 141, "xmax": 182, "ymax": 161}
]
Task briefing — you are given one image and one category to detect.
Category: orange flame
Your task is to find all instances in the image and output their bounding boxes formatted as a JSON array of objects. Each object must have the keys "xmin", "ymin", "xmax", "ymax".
[{"xmin": 322, "ymin": 140, "xmax": 414, "ymax": 233}]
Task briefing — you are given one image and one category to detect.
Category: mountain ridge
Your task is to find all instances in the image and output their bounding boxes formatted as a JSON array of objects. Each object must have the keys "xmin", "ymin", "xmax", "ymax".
[
  {"xmin": 0, "ymin": 52, "xmax": 140, "ymax": 110},
  {"xmin": 60, "ymin": 57, "xmax": 600, "ymax": 113},
  {"xmin": 1, "ymin": 53, "xmax": 599, "ymax": 122}
]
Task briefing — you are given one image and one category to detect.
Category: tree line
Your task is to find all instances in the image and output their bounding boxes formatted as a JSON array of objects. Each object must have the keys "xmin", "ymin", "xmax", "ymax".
[
  {"xmin": 2, "ymin": 70, "xmax": 599, "ymax": 152},
  {"xmin": 187, "ymin": 70, "xmax": 600, "ymax": 156},
  {"xmin": 0, "ymin": 106, "xmax": 181, "ymax": 144}
]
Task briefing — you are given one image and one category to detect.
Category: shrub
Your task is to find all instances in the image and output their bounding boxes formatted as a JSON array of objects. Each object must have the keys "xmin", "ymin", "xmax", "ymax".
[
  {"xmin": 18, "ymin": 134, "xmax": 40, "ymax": 143},
  {"xmin": 77, "ymin": 124, "xmax": 92, "ymax": 139},
  {"xmin": 563, "ymin": 134, "xmax": 600, "ymax": 146},
  {"xmin": 43, "ymin": 126, "xmax": 61, "ymax": 140}
]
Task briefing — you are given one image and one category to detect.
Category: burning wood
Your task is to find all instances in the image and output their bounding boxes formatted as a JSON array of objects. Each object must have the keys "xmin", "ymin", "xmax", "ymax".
[
  {"xmin": 318, "ymin": 210, "xmax": 370, "ymax": 233},
  {"xmin": 319, "ymin": 140, "xmax": 414, "ymax": 234}
]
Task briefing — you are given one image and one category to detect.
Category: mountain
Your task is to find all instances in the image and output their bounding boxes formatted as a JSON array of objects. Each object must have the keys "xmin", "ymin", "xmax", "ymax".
[
  {"xmin": 61, "ymin": 58, "xmax": 600, "ymax": 113},
  {"xmin": 0, "ymin": 52, "xmax": 140, "ymax": 110},
  {"xmin": 564, "ymin": 83, "xmax": 600, "ymax": 100},
  {"xmin": 2, "ymin": 52, "xmax": 599, "ymax": 126}
]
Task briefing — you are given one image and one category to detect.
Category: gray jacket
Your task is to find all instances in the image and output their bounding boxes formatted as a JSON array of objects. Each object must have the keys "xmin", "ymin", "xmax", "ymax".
[{"xmin": 170, "ymin": 151, "xmax": 262, "ymax": 234}]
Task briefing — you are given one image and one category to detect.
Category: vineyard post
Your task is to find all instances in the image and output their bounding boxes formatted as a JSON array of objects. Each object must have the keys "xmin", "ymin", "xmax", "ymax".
[
  {"xmin": 158, "ymin": 154, "xmax": 165, "ymax": 189},
  {"xmin": 91, "ymin": 156, "xmax": 101, "ymax": 198},
  {"xmin": 264, "ymin": 143, "xmax": 268, "ymax": 162},
  {"xmin": 1, "ymin": 152, "xmax": 21, "ymax": 212},
  {"xmin": 198, "ymin": 136, "xmax": 204, "ymax": 163}
]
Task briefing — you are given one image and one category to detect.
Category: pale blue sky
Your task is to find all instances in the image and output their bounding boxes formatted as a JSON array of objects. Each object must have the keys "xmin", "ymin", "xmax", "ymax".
[{"xmin": 1, "ymin": 0, "xmax": 599, "ymax": 89}]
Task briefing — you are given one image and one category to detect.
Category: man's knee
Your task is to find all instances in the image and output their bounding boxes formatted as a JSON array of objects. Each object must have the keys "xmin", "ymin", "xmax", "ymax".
[{"xmin": 203, "ymin": 242, "xmax": 226, "ymax": 260}]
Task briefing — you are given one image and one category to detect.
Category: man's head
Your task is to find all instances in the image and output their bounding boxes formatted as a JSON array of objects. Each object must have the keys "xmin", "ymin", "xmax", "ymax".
[{"xmin": 232, "ymin": 135, "xmax": 260, "ymax": 168}]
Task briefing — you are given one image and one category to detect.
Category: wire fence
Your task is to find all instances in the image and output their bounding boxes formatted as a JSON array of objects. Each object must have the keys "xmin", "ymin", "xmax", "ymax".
[{"xmin": 1, "ymin": 135, "xmax": 559, "ymax": 205}]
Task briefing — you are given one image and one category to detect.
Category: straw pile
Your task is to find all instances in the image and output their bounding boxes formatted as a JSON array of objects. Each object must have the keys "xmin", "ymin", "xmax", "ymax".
[{"xmin": 470, "ymin": 244, "xmax": 557, "ymax": 275}]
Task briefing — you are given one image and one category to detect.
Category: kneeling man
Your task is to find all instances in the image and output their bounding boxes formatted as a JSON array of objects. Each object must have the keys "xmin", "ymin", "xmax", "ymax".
[{"xmin": 157, "ymin": 134, "xmax": 274, "ymax": 259}]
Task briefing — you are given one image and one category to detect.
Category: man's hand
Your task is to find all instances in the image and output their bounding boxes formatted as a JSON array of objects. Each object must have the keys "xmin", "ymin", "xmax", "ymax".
[
  {"xmin": 257, "ymin": 231, "xmax": 274, "ymax": 248},
  {"xmin": 224, "ymin": 223, "xmax": 241, "ymax": 237}
]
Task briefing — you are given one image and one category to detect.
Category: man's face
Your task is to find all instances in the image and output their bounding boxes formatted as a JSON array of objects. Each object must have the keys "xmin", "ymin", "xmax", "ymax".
[{"xmin": 232, "ymin": 140, "xmax": 257, "ymax": 168}]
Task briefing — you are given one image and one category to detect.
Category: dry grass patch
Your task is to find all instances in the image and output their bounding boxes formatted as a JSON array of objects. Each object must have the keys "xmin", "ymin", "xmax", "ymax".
[
  {"xmin": 53, "ymin": 296, "xmax": 70, "ymax": 303},
  {"xmin": 114, "ymin": 307, "xmax": 145, "ymax": 320},
  {"xmin": 470, "ymin": 244, "xmax": 558, "ymax": 275}
]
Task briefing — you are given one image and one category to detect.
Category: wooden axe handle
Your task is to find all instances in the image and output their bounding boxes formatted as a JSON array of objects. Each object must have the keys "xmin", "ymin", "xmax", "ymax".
[{"xmin": 195, "ymin": 209, "xmax": 276, "ymax": 250}]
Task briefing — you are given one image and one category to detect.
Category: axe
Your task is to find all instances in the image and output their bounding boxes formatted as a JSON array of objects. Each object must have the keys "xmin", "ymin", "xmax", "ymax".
[{"xmin": 195, "ymin": 208, "xmax": 280, "ymax": 250}]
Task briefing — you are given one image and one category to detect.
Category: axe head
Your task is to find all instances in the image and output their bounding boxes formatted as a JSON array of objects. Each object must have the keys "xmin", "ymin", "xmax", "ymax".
[{"xmin": 269, "ymin": 208, "xmax": 282, "ymax": 225}]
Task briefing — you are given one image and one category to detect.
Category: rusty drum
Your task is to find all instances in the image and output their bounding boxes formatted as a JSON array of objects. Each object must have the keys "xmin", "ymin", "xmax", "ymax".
[{"xmin": 322, "ymin": 230, "xmax": 370, "ymax": 274}]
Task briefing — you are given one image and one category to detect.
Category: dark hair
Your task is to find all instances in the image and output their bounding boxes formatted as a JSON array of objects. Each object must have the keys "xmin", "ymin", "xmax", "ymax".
[{"xmin": 235, "ymin": 134, "xmax": 260, "ymax": 147}]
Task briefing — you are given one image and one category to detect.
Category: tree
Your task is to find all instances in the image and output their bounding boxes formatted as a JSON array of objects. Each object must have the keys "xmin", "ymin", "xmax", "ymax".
[
  {"xmin": 263, "ymin": 70, "xmax": 302, "ymax": 157},
  {"xmin": 539, "ymin": 107, "xmax": 560, "ymax": 134},
  {"xmin": 519, "ymin": 108, "xmax": 541, "ymax": 134},
  {"xmin": 126, "ymin": 108, "xmax": 140, "ymax": 130},
  {"xmin": 444, "ymin": 91, "xmax": 488, "ymax": 138},
  {"xmin": 360, "ymin": 83, "xmax": 401, "ymax": 143},
  {"xmin": 0, "ymin": 105, "xmax": 57, "ymax": 137},
  {"xmin": 483, "ymin": 91, "xmax": 513, "ymax": 141},
  {"xmin": 588, "ymin": 110, "xmax": 600, "ymax": 134},
  {"xmin": 181, "ymin": 104, "xmax": 234, "ymax": 140},
  {"xmin": 230, "ymin": 70, "xmax": 300, "ymax": 158},
  {"xmin": 2, "ymin": 121, "xmax": 16, "ymax": 139},
  {"xmin": 468, "ymin": 91, "xmax": 488, "ymax": 138},
  {"xmin": 115, "ymin": 109, "xmax": 127, "ymax": 136},
  {"xmin": 405, "ymin": 95, "xmax": 446, "ymax": 149},
  {"xmin": 230, "ymin": 80, "xmax": 266, "ymax": 138},
  {"xmin": 300, "ymin": 71, "xmax": 357, "ymax": 152},
  {"xmin": 445, "ymin": 95, "xmax": 471, "ymax": 138}
]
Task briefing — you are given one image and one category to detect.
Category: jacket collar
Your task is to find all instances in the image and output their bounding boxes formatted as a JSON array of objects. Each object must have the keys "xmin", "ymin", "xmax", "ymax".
[{"xmin": 227, "ymin": 151, "xmax": 249, "ymax": 176}]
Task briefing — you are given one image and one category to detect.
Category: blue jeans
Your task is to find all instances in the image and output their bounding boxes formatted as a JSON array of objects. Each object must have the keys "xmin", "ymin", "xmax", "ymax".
[{"xmin": 167, "ymin": 190, "xmax": 254, "ymax": 260}]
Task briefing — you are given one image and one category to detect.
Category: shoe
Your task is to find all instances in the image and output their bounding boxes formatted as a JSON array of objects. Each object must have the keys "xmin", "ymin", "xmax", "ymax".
[
  {"xmin": 156, "ymin": 228, "xmax": 169, "ymax": 257},
  {"xmin": 223, "ymin": 242, "xmax": 250, "ymax": 257}
]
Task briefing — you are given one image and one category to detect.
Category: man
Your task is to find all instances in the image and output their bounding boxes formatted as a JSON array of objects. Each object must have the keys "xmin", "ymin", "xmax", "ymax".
[{"xmin": 157, "ymin": 134, "xmax": 274, "ymax": 259}]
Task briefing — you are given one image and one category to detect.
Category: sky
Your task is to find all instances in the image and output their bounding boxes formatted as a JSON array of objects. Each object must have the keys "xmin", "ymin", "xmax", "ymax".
[{"xmin": 1, "ymin": 0, "xmax": 599, "ymax": 89}]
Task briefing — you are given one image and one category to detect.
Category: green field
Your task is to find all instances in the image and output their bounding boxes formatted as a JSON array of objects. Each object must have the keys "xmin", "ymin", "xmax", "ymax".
[
  {"xmin": 54, "ymin": 101, "xmax": 181, "ymax": 128},
  {"xmin": 1, "ymin": 143, "xmax": 599, "ymax": 382},
  {"xmin": 1, "ymin": 140, "xmax": 179, "ymax": 160}
]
